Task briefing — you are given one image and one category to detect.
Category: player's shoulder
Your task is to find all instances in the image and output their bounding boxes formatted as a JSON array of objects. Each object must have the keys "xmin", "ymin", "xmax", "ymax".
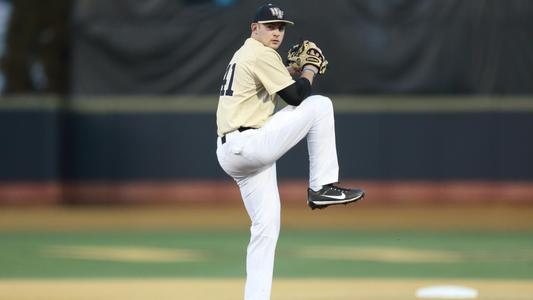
[
  {"xmin": 251, "ymin": 39, "xmax": 282, "ymax": 60},
  {"xmin": 261, "ymin": 46, "xmax": 283, "ymax": 62},
  {"xmin": 238, "ymin": 38, "xmax": 282, "ymax": 62}
]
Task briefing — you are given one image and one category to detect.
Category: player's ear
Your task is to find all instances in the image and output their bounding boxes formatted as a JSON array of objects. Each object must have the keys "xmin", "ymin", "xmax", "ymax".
[{"xmin": 251, "ymin": 23, "xmax": 258, "ymax": 33}]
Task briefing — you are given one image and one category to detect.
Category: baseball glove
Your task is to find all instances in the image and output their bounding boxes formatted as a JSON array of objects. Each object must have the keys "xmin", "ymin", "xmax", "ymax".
[{"xmin": 287, "ymin": 40, "xmax": 328, "ymax": 75}]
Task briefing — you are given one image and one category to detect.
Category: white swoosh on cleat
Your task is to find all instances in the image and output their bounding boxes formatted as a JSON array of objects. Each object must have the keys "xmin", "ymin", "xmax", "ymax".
[{"xmin": 324, "ymin": 192, "xmax": 346, "ymax": 200}]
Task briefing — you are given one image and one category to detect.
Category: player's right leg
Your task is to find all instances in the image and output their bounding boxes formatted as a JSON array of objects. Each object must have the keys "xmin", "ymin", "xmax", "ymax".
[
  {"xmin": 237, "ymin": 163, "xmax": 280, "ymax": 300},
  {"xmin": 216, "ymin": 141, "xmax": 280, "ymax": 300}
]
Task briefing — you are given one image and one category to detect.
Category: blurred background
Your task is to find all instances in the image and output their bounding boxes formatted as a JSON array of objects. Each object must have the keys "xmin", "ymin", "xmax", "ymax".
[
  {"xmin": 0, "ymin": 0, "xmax": 532, "ymax": 205},
  {"xmin": 0, "ymin": 1, "xmax": 533, "ymax": 299}
]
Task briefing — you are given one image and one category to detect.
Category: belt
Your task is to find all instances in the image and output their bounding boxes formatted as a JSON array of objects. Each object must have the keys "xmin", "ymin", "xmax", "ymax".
[{"xmin": 221, "ymin": 127, "xmax": 255, "ymax": 144}]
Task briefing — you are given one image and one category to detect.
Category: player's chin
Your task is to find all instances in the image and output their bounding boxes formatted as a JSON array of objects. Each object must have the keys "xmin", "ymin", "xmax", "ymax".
[{"xmin": 269, "ymin": 42, "xmax": 281, "ymax": 50}]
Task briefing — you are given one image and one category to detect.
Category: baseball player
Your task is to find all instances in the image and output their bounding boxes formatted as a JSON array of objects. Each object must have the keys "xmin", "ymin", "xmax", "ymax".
[{"xmin": 216, "ymin": 3, "xmax": 365, "ymax": 300}]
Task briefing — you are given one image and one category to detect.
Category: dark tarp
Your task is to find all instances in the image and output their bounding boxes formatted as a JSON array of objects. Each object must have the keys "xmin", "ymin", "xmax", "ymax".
[{"xmin": 72, "ymin": 0, "xmax": 533, "ymax": 95}]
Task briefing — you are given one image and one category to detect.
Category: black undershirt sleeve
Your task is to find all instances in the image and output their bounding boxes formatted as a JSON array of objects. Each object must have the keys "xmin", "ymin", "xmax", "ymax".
[{"xmin": 277, "ymin": 77, "xmax": 312, "ymax": 106}]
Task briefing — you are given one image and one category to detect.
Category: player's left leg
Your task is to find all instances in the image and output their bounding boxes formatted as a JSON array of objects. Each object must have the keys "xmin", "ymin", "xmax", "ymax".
[
  {"xmin": 245, "ymin": 95, "xmax": 364, "ymax": 209},
  {"xmin": 250, "ymin": 95, "xmax": 339, "ymax": 189}
]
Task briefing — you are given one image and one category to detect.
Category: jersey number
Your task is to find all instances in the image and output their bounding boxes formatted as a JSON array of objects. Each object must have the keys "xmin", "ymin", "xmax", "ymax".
[{"xmin": 220, "ymin": 63, "xmax": 236, "ymax": 96}]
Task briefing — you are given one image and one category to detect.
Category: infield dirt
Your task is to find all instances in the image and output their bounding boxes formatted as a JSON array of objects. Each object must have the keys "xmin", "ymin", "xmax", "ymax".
[
  {"xmin": 1, "ymin": 279, "xmax": 532, "ymax": 300},
  {"xmin": 1, "ymin": 202, "xmax": 533, "ymax": 231}
]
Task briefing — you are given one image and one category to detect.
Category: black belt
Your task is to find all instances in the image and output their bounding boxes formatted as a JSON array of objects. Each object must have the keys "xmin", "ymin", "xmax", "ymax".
[{"xmin": 221, "ymin": 127, "xmax": 255, "ymax": 144}]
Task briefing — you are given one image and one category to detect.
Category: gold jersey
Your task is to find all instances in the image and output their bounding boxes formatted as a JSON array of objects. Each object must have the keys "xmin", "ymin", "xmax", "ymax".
[{"xmin": 216, "ymin": 38, "xmax": 295, "ymax": 137}]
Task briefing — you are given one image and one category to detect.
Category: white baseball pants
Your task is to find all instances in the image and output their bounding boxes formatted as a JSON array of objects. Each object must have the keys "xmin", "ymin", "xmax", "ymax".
[{"xmin": 216, "ymin": 95, "xmax": 339, "ymax": 300}]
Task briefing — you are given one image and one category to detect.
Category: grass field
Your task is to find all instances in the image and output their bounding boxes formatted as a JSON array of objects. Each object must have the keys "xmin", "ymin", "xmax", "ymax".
[{"xmin": 1, "ymin": 204, "xmax": 532, "ymax": 300}]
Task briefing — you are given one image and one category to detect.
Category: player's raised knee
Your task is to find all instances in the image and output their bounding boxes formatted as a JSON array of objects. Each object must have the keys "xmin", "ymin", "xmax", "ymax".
[{"xmin": 307, "ymin": 95, "xmax": 333, "ymax": 113}]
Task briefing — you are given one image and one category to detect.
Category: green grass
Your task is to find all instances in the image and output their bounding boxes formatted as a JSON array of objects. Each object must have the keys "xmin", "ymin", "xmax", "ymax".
[{"xmin": 1, "ymin": 230, "xmax": 532, "ymax": 279}]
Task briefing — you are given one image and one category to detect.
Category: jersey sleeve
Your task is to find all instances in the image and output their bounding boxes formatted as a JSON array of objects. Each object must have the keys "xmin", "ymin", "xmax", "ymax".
[{"xmin": 254, "ymin": 49, "xmax": 295, "ymax": 95}]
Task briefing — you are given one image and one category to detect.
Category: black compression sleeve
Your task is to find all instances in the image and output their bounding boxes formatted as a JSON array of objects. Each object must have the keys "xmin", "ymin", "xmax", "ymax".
[{"xmin": 277, "ymin": 78, "xmax": 312, "ymax": 106}]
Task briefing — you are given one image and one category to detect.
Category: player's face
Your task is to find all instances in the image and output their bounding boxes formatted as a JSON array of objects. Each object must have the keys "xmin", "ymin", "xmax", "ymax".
[{"xmin": 251, "ymin": 22, "xmax": 286, "ymax": 50}]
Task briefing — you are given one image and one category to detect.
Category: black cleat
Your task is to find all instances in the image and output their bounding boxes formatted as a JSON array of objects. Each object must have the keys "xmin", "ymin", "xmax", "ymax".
[{"xmin": 307, "ymin": 184, "xmax": 365, "ymax": 210}]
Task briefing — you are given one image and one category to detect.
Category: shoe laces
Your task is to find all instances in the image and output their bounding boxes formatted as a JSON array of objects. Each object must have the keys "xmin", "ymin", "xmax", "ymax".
[{"xmin": 326, "ymin": 184, "xmax": 348, "ymax": 193}]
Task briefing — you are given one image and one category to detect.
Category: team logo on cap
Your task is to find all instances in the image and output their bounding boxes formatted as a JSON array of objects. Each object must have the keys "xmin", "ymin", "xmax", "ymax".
[{"xmin": 269, "ymin": 7, "xmax": 284, "ymax": 19}]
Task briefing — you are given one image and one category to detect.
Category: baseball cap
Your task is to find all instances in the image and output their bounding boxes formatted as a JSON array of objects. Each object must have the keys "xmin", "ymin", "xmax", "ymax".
[{"xmin": 252, "ymin": 3, "xmax": 294, "ymax": 25}]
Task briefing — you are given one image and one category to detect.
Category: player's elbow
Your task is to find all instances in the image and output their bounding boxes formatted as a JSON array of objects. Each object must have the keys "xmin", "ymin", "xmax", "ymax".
[{"xmin": 277, "ymin": 78, "xmax": 312, "ymax": 106}]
